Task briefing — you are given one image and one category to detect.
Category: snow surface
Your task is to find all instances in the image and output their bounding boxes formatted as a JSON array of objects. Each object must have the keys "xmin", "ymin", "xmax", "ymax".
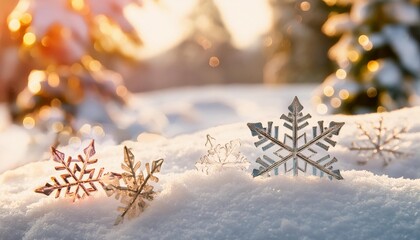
[{"xmin": 1, "ymin": 85, "xmax": 420, "ymax": 239}]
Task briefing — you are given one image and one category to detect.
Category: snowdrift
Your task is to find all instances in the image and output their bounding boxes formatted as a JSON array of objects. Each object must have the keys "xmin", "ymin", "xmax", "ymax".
[{"xmin": 1, "ymin": 86, "xmax": 419, "ymax": 239}]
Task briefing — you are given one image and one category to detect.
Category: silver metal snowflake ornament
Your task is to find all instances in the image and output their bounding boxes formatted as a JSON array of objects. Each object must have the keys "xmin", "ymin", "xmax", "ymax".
[
  {"xmin": 196, "ymin": 134, "xmax": 249, "ymax": 174},
  {"xmin": 248, "ymin": 97, "xmax": 344, "ymax": 180},
  {"xmin": 349, "ymin": 117, "xmax": 409, "ymax": 166}
]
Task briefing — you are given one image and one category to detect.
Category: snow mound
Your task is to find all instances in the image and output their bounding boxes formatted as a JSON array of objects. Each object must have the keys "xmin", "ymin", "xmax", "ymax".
[
  {"xmin": 1, "ymin": 169, "xmax": 419, "ymax": 239},
  {"xmin": 2, "ymin": 107, "xmax": 420, "ymax": 239},
  {"xmin": 1, "ymin": 86, "xmax": 420, "ymax": 239}
]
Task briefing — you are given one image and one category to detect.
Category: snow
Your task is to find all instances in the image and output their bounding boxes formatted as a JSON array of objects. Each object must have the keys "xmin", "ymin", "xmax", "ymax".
[
  {"xmin": 0, "ymin": 85, "xmax": 420, "ymax": 239},
  {"xmin": 1, "ymin": 168, "xmax": 419, "ymax": 239}
]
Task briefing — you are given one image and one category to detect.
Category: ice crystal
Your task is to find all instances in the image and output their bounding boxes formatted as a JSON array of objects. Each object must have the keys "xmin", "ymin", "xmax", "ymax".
[
  {"xmin": 104, "ymin": 146, "xmax": 164, "ymax": 225},
  {"xmin": 349, "ymin": 117, "xmax": 409, "ymax": 166},
  {"xmin": 195, "ymin": 134, "xmax": 249, "ymax": 174},
  {"xmin": 35, "ymin": 140, "xmax": 105, "ymax": 202},
  {"xmin": 248, "ymin": 97, "xmax": 344, "ymax": 180}
]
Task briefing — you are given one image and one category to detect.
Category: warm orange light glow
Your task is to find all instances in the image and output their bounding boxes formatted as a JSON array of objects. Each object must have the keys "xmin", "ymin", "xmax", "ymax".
[
  {"xmin": 209, "ymin": 56, "xmax": 220, "ymax": 68},
  {"xmin": 23, "ymin": 116, "xmax": 35, "ymax": 129},
  {"xmin": 336, "ymin": 69, "xmax": 347, "ymax": 79},
  {"xmin": 324, "ymin": 0, "xmax": 337, "ymax": 6},
  {"xmin": 23, "ymin": 32, "xmax": 36, "ymax": 46},
  {"xmin": 363, "ymin": 42, "xmax": 373, "ymax": 51},
  {"xmin": 339, "ymin": 89, "xmax": 349, "ymax": 100},
  {"xmin": 367, "ymin": 87, "xmax": 377, "ymax": 98},
  {"xmin": 358, "ymin": 35, "xmax": 369, "ymax": 46},
  {"xmin": 323, "ymin": 86, "xmax": 334, "ymax": 97},
  {"xmin": 367, "ymin": 60, "xmax": 379, "ymax": 72},
  {"xmin": 348, "ymin": 50, "xmax": 359, "ymax": 62},
  {"xmin": 377, "ymin": 106, "xmax": 387, "ymax": 113},
  {"xmin": 89, "ymin": 60, "xmax": 102, "ymax": 72},
  {"xmin": 52, "ymin": 122, "xmax": 64, "ymax": 132},
  {"xmin": 28, "ymin": 70, "xmax": 45, "ymax": 93},
  {"xmin": 68, "ymin": 76, "xmax": 81, "ymax": 89},
  {"xmin": 116, "ymin": 86, "xmax": 128, "ymax": 97},
  {"xmin": 71, "ymin": 0, "xmax": 85, "ymax": 11},
  {"xmin": 71, "ymin": 63, "xmax": 83, "ymax": 74},
  {"xmin": 300, "ymin": 1, "xmax": 311, "ymax": 11},
  {"xmin": 81, "ymin": 55, "xmax": 93, "ymax": 67},
  {"xmin": 82, "ymin": 55, "xmax": 102, "ymax": 72},
  {"xmin": 39, "ymin": 106, "xmax": 51, "ymax": 119},
  {"xmin": 51, "ymin": 98, "xmax": 62, "ymax": 108},
  {"xmin": 21, "ymin": 13, "xmax": 32, "ymax": 25},
  {"xmin": 330, "ymin": 97, "xmax": 341, "ymax": 108},
  {"xmin": 48, "ymin": 73, "xmax": 60, "ymax": 87},
  {"xmin": 41, "ymin": 36, "xmax": 50, "ymax": 47},
  {"xmin": 196, "ymin": 36, "xmax": 212, "ymax": 50},
  {"xmin": 80, "ymin": 124, "xmax": 91, "ymax": 134},
  {"xmin": 264, "ymin": 37, "xmax": 273, "ymax": 47},
  {"xmin": 8, "ymin": 19, "xmax": 21, "ymax": 32}
]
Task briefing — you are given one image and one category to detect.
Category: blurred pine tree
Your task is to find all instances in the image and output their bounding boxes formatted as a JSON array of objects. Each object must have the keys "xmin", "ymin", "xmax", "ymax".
[
  {"xmin": 2, "ymin": 0, "xmax": 143, "ymax": 133},
  {"xmin": 317, "ymin": 0, "xmax": 420, "ymax": 114},
  {"xmin": 264, "ymin": 0, "xmax": 335, "ymax": 84}
]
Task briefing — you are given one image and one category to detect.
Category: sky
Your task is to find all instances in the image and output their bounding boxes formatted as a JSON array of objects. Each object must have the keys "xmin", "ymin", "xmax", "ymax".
[{"xmin": 124, "ymin": 0, "xmax": 273, "ymax": 58}]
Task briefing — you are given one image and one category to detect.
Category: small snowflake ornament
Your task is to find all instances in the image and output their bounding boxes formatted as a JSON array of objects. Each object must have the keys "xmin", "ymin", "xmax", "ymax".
[
  {"xmin": 349, "ymin": 116, "xmax": 409, "ymax": 166},
  {"xmin": 103, "ymin": 146, "xmax": 164, "ymax": 225},
  {"xmin": 35, "ymin": 141, "xmax": 163, "ymax": 225},
  {"xmin": 248, "ymin": 97, "xmax": 344, "ymax": 180},
  {"xmin": 35, "ymin": 140, "xmax": 105, "ymax": 201},
  {"xmin": 195, "ymin": 134, "xmax": 249, "ymax": 174}
]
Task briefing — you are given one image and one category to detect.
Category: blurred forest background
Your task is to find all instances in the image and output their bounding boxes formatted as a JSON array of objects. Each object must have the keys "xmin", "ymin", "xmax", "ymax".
[{"xmin": 0, "ymin": 0, "xmax": 419, "ymax": 132}]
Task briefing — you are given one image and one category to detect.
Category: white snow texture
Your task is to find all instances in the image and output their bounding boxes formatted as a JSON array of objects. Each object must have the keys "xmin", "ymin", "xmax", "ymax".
[{"xmin": 1, "ymin": 85, "xmax": 419, "ymax": 239}]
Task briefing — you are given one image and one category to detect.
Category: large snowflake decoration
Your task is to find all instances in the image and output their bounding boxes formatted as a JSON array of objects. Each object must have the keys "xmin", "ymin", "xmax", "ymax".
[
  {"xmin": 248, "ymin": 97, "xmax": 344, "ymax": 180},
  {"xmin": 195, "ymin": 134, "xmax": 249, "ymax": 174},
  {"xmin": 103, "ymin": 146, "xmax": 164, "ymax": 225},
  {"xmin": 349, "ymin": 117, "xmax": 409, "ymax": 166},
  {"xmin": 35, "ymin": 140, "xmax": 105, "ymax": 202}
]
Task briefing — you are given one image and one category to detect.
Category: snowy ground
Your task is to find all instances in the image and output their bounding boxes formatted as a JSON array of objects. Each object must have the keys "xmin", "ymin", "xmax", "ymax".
[{"xmin": 1, "ymin": 85, "xmax": 419, "ymax": 239}]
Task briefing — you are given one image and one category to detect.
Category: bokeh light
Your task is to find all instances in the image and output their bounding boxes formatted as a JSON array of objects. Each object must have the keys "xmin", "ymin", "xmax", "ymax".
[
  {"xmin": 23, "ymin": 116, "xmax": 35, "ymax": 129},
  {"xmin": 323, "ymin": 86, "xmax": 335, "ymax": 97},
  {"xmin": 339, "ymin": 89, "xmax": 349, "ymax": 100},
  {"xmin": 367, "ymin": 60, "xmax": 379, "ymax": 72},
  {"xmin": 367, "ymin": 87, "xmax": 377, "ymax": 98},
  {"xmin": 300, "ymin": 2, "xmax": 311, "ymax": 11},
  {"xmin": 209, "ymin": 56, "xmax": 220, "ymax": 68},
  {"xmin": 23, "ymin": 32, "xmax": 36, "ymax": 46},
  {"xmin": 335, "ymin": 69, "xmax": 347, "ymax": 79}
]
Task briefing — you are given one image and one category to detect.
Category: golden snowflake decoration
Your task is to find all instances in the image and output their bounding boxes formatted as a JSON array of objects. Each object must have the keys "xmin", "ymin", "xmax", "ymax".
[{"xmin": 103, "ymin": 146, "xmax": 164, "ymax": 225}]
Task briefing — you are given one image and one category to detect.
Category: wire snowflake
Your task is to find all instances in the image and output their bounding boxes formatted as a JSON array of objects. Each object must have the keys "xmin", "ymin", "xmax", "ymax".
[
  {"xmin": 103, "ymin": 146, "xmax": 164, "ymax": 225},
  {"xmin": 248, "ymin": 97, "xmax": 344, "ymax": 180},
  {"xmin": 195, "ymin": 134, "xmax": 249, "ymax": 174},
  {"xmin": 35, "ymin": 140, "xmax": 105, "ymax": 202},
  {"xmin": 349, "ymin": 117, "xmax": 409, "ymax": 166}
]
